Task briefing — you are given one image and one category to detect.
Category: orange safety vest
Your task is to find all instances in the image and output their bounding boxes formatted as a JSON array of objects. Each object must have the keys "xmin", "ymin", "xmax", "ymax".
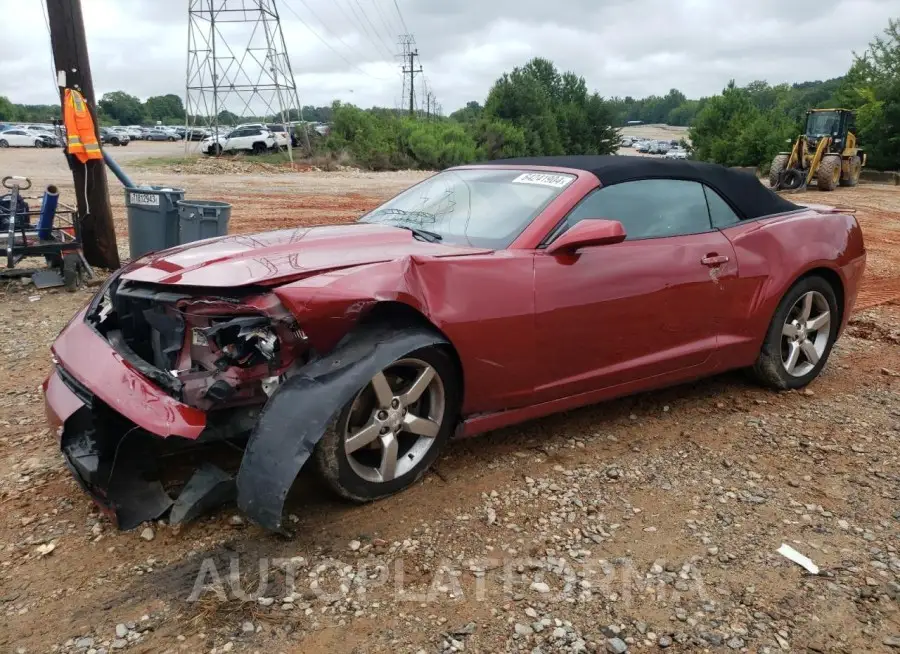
[{"xmin": 63, "ymin": 88, "xmax": 102, "ymax": 163}]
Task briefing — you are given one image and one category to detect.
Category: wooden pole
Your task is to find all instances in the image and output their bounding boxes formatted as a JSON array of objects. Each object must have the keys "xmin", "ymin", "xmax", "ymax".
[{"xmin": 46, "ymin": 0, "xmax": 120, "ymax": 269}]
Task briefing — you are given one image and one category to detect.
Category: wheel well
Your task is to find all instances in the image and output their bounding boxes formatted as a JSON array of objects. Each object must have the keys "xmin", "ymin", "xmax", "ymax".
[
  {"xmin": 361, "ymin": 301, "xmax": 464, "ymax": 408},
  {"xmin": 799, "ymin": 267, "xmax": 844, "ymax": 325}
]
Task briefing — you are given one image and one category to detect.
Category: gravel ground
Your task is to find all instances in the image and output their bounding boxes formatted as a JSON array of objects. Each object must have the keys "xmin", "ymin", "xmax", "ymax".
[{"xmin": 0, "ymin": 147, "xmax": 899, "ymax": 653}]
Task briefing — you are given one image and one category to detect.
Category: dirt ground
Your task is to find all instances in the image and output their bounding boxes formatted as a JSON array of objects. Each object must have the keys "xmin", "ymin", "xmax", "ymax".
[{"xmin": 1, "ymin": 146, "xmax": 899, "ymax": 654}]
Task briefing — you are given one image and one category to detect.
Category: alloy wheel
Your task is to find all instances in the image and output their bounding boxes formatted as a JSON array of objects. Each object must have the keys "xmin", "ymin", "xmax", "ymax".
[
  {"xmin": 780, "ymin": 290, "xmax": 831, "ymax": 377},
  {"xmin": 342, "ymin": 358, "xmax": 445, "ymax": 483}
]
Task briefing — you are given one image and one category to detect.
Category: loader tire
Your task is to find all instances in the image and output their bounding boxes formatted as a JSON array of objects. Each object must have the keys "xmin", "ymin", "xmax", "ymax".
[
  {"xmin": 840, "ymin": 156, "xmax": 861, "ymax": 187},
  {"xmin": 816, "ymin": 155, "xmax": 841, "ymax": 191},
  {"xmin": 768, "ymin": 154, "xmax": 789, "ymax": 187}
]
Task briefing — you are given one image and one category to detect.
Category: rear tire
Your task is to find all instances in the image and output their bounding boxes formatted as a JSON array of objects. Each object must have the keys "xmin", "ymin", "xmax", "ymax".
[
  {"xmin": 0, "ymin": 140, "xmax": 7, "ymax": 148},
  {"xmin": 252, "ymin": 142, "xmax": 267, "ymax": 155},
  {"xmin": 816, "ymin": 155, "xmax": 841, "ymax": 191},
  {"xmin": 313, "ymin": 345, "xmax": 460, "ymax": 502},
  {"xmin": 751, "ymin": 276, "xmax": 839, "ymax": 390},
  {"xmin": 768, "ymin": 154, "xmax": 789, "ymax": 187},
  {"xmin": 840, "ymin": 155, "xmax": 861, "ymax": 187}
]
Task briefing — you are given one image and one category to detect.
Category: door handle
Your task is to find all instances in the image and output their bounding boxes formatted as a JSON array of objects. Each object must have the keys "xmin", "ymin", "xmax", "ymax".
[{"xmin": 701, "ymin": 254, "xmax": 729, "ymax": 266}]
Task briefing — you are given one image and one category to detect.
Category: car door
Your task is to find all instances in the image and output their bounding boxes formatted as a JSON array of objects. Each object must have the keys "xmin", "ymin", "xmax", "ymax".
[
  {"xmin": 532, "ymin": 178, "xmax": 738, "ymax": 402},
  {"xmin": 225, "ymin": 128, "xmax": 249, "ymax": 151},
  {"xmin": 5, "ymin": 130, "xmax": 28, "ymax": 146}
]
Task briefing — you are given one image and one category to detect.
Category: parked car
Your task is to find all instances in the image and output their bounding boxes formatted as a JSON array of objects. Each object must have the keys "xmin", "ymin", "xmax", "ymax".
[
  {"xmin": 266, "ymin": 123, "xmax": 296, "ymax": 148},
  {"xmin": 44, "ymin": 155, "xmax": 866, "ymax": 531},
  {"xmin": 0, "ymin": 128, "xmax": 58, "ymax": 148},
  {"xmin": 665, "ymin": 149, "xmax": 688, "ymax": 160},
  {"xmin": 99, "ymin": 127, "xmax": 130, "ymax": 146},
  {"xmin": 200, "ymin": 126, "xmax": 276, "ymax": 155},
  {"xmin": 635, "ymin": 141, "xmax": 651, "ymax": 153},
  {"xmin": 122, "ymin": 126, "xmax": 143, "ymax": 140},
  {"xmin": 144, "ymin": 128, "xmax": 179, "ymax": 142},
  {"xmin": 619, "ymin": 136, "xmax": 634, "ymax": 147}
]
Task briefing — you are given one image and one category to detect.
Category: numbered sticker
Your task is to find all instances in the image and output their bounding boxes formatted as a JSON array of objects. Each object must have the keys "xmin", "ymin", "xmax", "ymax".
[
  {"xmin": 512, "ymin": 173, "xmax": 574, "ymax": 188},
  {"xmin": 129, "ymin": 192, "xmax": 160, "ymax": 206}
]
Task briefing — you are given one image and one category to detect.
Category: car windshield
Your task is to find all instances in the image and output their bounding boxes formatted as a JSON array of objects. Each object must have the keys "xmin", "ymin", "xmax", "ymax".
[
  {"xmin": 806, "ymin": 111, "xmax": 839, "ymax": 136},
  {"xmin": 359, "ymin": 168, "xmax": 575, "ymax": 249}
]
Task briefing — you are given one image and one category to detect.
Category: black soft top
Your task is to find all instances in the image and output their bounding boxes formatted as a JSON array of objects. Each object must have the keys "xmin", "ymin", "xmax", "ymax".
[{"xmin": 481, "ymin": 155, "xmax": 799, "ymax": 220}]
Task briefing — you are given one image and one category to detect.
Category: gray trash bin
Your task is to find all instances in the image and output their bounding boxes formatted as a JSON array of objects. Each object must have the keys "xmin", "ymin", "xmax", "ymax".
[
  {"xmin": 177, "ymin": 200, "xmax": 232, "ymax": 245},
  {"xmin": 125, "ymin": 186, "xmax": 185, "ymax": 258}
]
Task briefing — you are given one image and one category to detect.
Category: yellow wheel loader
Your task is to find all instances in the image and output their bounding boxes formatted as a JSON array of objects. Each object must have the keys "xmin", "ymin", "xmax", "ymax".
[{"xmin": 770, "ymin": 109, "xmax": 865, "ymax": 192}]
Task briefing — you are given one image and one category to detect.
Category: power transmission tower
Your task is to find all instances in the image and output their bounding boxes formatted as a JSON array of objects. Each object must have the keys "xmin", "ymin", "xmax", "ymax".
[
  {"xmin": 185, "ymin": 0, "xmax": 309, "ymax": 157},
  {"xmin": 46, "ymin": 0, "xmax": 120, "ymax": 269},
  {"xmin": 398, "ymin": 34, "xmax": 422, "ymax": 117}
]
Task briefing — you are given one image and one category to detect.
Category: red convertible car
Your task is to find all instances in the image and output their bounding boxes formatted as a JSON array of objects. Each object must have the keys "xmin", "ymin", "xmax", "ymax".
[{"xmin": 44, "ymin": 156, "xmax": 866, "ymax": 531}]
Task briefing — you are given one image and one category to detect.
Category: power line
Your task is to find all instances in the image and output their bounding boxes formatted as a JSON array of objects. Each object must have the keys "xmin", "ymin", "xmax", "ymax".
[
  {"xmin": 343, "ymin": 0, "xmax": 394, "ymax": 60},
  {"xmin": 353, "ymin": 0, "xmax": 396, "ymax": 53},
  {"xmin": 281, "ymin": 0, "xmax": 389, "ymax": 79},
  {"xmin": 392, "ymin": 0, "xmax": 409, "ymax": 34},
  {"xmin": 371, "ymin": 0, "xmax": 402, "ymax": 41}
]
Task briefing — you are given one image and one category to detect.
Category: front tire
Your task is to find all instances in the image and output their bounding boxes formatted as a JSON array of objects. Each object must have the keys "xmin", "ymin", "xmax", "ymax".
[
  {"xmin": 0, "ymin": 140, "xmax": 7, "ymax": 148},
  {"xmin": 816, "ymin": 155, "xmax": 841, "ymax": 191},
  {"xmin": 313, "ymin": 345, "xmax": 460, "ymax": 502},
  {"xmin": 752, "ymin": 276, "xmax": 839, "ymax": 390}
]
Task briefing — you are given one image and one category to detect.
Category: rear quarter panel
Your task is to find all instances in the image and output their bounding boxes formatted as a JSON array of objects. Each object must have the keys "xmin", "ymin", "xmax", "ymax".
[{"xmin": 717, "ymin": 208, "xmax": 866, "ymax": 369}]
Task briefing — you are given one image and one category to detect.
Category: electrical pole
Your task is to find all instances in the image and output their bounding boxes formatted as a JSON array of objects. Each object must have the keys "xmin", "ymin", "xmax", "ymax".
[
  {"xmin": 46, "ymin": 0, "xmax": 120, "ymax": 269},
  {"xmin": 398, "ymin": 34, "xmax": 422, "ymax": 118}
]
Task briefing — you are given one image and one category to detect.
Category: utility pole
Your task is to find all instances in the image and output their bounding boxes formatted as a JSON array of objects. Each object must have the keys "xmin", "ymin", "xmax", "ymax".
[
  {"xmin": 398, "ymin": 34, "xmax": 422, "ymax": 117},
  {"xmin": 46, "ymin": 0, "xmax": 120, "ymax": 269}
]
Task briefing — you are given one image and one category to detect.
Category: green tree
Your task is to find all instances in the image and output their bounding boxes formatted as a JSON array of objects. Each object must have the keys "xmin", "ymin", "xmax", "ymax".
[
  {"xmin": 144, "ymin": 94, "xmax": 185, "ymax": 122},
  {"xmin": 98, "ymin": 91, "xmax": 146, "ymax": 125},
  {"xmin": 449, "ymin": 101, "xmax": 483, "ymax": 125},
  {"xmin": 482, "ymin": 57, "xmax": 617, "ymax": 157},
  {"xmin": 0, "ymin": 96, "xmax": 20, "ymax": 121}
]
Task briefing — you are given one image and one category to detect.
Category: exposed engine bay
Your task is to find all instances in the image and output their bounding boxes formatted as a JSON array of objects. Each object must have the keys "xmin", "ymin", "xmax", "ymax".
[{"xmin": 86, "ymin": 278, "xmax": 310, "ymax": 410}]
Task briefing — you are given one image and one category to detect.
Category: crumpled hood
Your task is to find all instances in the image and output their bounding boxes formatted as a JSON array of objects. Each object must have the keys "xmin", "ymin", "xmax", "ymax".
[{"xmin": 121, "ymin": 223, "xmax": 491, "ymax": 287}]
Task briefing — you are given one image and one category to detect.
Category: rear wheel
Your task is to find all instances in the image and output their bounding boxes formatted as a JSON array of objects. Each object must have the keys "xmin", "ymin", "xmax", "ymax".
[
  {"xmin": 251, "ymin": 141, "xmax": 267, "ymax": 155},
  {"xmin": 110, "ymin": 137, "xmax": 120, "ymax": 146},
  {"xmin": 0, "ymin": 140, "xmax": 7, "ymax": 148},
  {"xmin": 816, "ymin": 155, "xmax": 841, "ymax": 191},
  {"xmin": 768, "ymin": 154, "xmax": 789, "ymax": 187},
  {"xmin": 840, "ymin": 155, "xmax": 861, "ymax": 187},
  {"xmin": 313, "ymin": 346, "xmax": 460, "ymax": 502},
  {"xmin": 752, "ymin": 276, "xmax": 839, "ymax": 390}
]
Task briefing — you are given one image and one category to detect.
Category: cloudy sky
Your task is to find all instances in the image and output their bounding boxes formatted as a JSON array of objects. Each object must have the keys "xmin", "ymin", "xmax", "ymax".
[{"xmin": 1, "ymin": 0, "xmax": 897, "ymax": 114}]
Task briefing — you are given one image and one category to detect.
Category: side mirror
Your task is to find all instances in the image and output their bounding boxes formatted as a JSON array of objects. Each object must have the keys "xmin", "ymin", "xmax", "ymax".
[{"xmin": 546, "ymin": 219, "xmax": 627, "ymax": 255}]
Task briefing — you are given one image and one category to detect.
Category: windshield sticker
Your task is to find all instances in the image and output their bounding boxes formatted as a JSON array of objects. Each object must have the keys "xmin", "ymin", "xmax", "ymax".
[{"xmin": 512, "ymin": 173, "xmax": 574, "ymax": 188}]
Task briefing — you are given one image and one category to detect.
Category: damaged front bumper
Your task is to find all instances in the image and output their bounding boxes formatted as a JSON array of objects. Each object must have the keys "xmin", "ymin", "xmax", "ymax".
[
  {"xmin": 45, "ymin": 312, "xmax": 232, "ymax": 529},
  {"xmin": 46, "ymin": 279, "xmax": 449, "ymax": 532}
]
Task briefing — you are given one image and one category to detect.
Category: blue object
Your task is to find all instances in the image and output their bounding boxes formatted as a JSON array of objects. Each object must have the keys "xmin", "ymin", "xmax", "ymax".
[
  {"xmin": 37, "ymin": 185, "xmax": 59, "ymax": 240},
  {"xmin": 103, "ymin": 151, "xmax": 135, "ymax": 188}
]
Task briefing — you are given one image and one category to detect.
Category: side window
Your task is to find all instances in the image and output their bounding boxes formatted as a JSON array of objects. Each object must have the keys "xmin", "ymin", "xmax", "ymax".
[
  {"xmin": 230, "ymin": 129, "xmax": 247, "ymax": 138},
  {"xmin": 703, "ymin": 186, "xmax": 740, "ymax": 228},
  {"xmin": 560, "ymin": 179, "xmax": 712, "ymax": 241}
]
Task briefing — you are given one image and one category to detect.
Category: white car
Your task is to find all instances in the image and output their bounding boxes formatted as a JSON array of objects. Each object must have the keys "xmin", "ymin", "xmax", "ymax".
[
  {"xmin": 0, "ymin": 128, "xmax": 57, "ymax": 148},
  {"xmin": 201, "ymin": 126, "xmax": 276, "ymax": 155},
  {"xmin": 665, "ymin": 149, "xmax": 688, "ymax": 160}
]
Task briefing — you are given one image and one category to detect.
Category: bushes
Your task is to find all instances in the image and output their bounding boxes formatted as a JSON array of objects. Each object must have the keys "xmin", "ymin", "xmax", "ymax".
[{"xmin": 325, "ymin": 102, "xmax": 477, "ymax": 171}]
